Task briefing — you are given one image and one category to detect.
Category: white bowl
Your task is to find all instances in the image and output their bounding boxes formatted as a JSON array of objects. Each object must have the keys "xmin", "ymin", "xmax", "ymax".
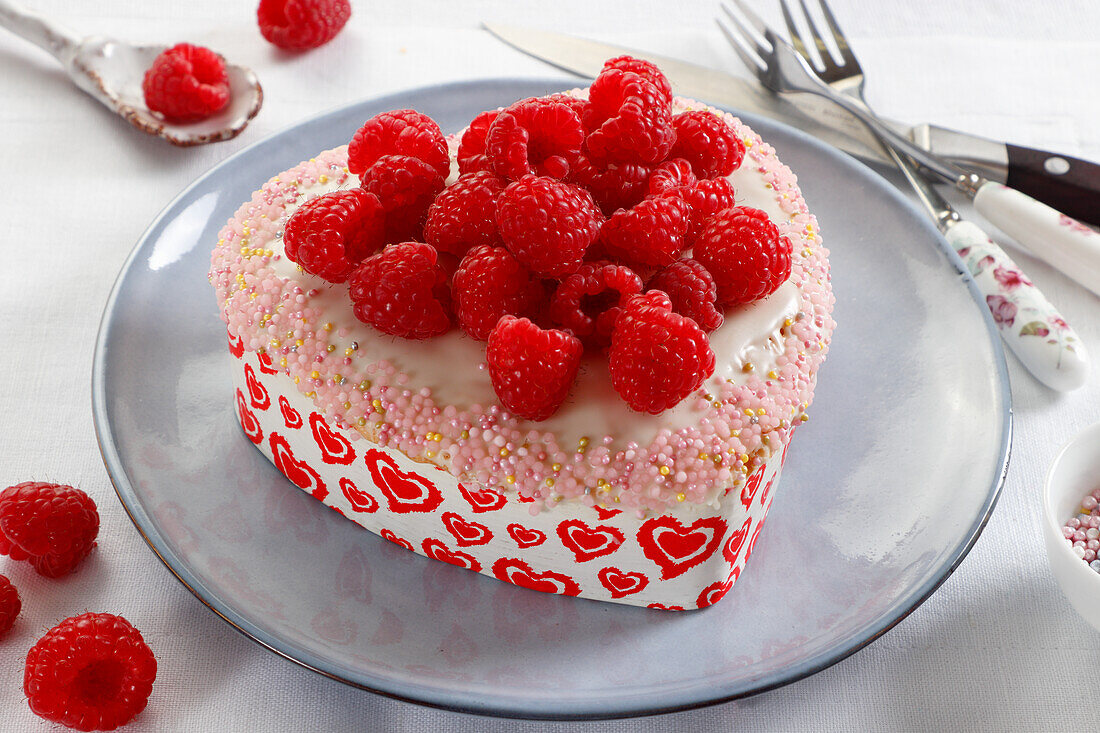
[{"xmin": 1042, "ymin": 421, "xmax": 1100, "ymax": 632}]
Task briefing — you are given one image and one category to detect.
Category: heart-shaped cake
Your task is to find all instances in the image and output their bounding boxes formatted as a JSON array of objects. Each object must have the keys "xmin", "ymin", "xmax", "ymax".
[{"xmin": 209, "ymin": 57, "xmax": 835, "ymax": 609}]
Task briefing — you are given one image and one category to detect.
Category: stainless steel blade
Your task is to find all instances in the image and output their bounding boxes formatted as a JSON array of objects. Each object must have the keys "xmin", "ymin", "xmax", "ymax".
[{"xmin": 483, "ymin": 22, "xmax": 899, "ymax": 163}]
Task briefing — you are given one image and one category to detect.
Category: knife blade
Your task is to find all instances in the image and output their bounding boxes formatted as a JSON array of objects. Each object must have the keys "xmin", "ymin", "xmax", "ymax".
[{"xmin": 484, "ymin": 22, "xmax": 1100, "ymax": 225}]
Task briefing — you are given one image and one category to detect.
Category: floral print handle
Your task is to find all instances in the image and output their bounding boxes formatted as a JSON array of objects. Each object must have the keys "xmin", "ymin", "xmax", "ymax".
[
  {"xmin": 950, "ymin": 219, "xmax": 1089, "ymax": 391},
  {"xmin": 973, "ymin": 181, "xmax": 1100, "ymax": 298}
]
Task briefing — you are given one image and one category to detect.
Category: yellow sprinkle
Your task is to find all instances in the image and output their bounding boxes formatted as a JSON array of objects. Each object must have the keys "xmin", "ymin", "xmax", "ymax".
[
  {"xmin": 768, "ymin": 370, "xmax": 779, "ymax": 379},
  {"xmin": 323, "ymin": 322, "xmax": 334, "ymax": 331},
  {"xmin": 319, "ymin": 175, "xmax": 328, "ymax": 184},
  {"xmin": 801, "ymin": 414, "xmax": 810, "ymax": 422},
  {"xmin": 545, "ymin": 478, "xmax": 555, "ymax": 487},
  {"xmin": 677, "ymin": 493, "xmax": 686, "ymax": 502},
  {"xmin": 432, "ymin": 433, "xmax": 442, "ymax": 442},
  {"xmin": 744, "ymin": 408, "xmax": 755, "ymax": 417},
  {"xmin": 425, "ymin": 450, "xmax": 435, "ymax": 459},
  {"xmin": 578, "ymin": 437, "xmax": 590, "ymax": 448},
  {"xmin": 699, "ymin": 452, "xmax": 709, "ymax": 461},
  {"xmin": 371, "ymin": 399, "xmax": 383, "ymax": 412},
  {"xmin": 310, "ymin": 370, "xmax": 320, "ymax": 379},
  {"xmin": 345, "ymin": 348, "xmax": 355, "ymax": 357},
  {"xmin": 597, "ymin": 479, "xmax": 607, "ymax": 487},
  {"xmin": 460, "ymin": 430, "xmax": 470, "ymax": 440},
  {"xmin": 327, "ymin": 345, "xmax": 336, "ymax": 353},
  {"xmin": 342, "ymin": 401, "xmax": 351, "ymax": 410},
  {"xmin": 279, "ymin": 358, "xmax": 288, "ymax": 368},
  {"xmin": 357, "ymin": 380, "xmax": 370, "ymax": 391},
  {"xmin": 658, "ymin": 465, "xmax": 671, "ymax": 476},
  {"xmin": 613, "ymin": 496, "xmax": 621, "ymax": 503},
  {"xmin": 294, "ymin": 339, "xmax": 304, "ymax": 347},
  {"xmin": 551, "ymin": 463, "xmax": 562, "ymax": 472},
  {"xmin": 499, "ymin": 448, "xmax": 510, "ymax": 458},
  {"xmin": 505, "ymin": 475, "xmax": 516, "ymax": 485},
  {"xmin": 293, "ymin": 376, "xmax": 300, "ymax": 384},
  {"xmin": 742, "ymin": 362, "xmax": 755, "ymax": 373},
  {"xmin": 357, "ymin": 418, "xmax": 367, "ymax": 427}
]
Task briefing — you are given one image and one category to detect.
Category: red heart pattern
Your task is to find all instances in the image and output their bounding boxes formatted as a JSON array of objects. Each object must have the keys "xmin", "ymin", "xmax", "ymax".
[
  {"xmin": 244, "ymin": 363, "xmax": 270, "ymax": 410},
  {"xmin": 722, "ymin": 517, "xmax": 752, "ymax": 564},
  {"xmin": 556, "ymin": 519, "xmax": 625, "ymax": 562},
  {"xmin": 365, "ymin": 449, "xmax": 443, "ymax": 513},
  {"xmin": 740, "ymin": 468, "xmax": 765, "ymax": 509},
  {"xmin": 422, "ymin": 538, "xmax": 482, "ymax": 572},
  {"xmin": 235, "ymin": 389, "xmax": 263, "ymax": 444},
  {"xmin": 309, "ymin": 412, "xmax": 356, "ymax": 465},
  {"xmin": 491, "ymin": 558, "xmax": 581, "ymax": 597},
  {"xmin": 506, "ymin": 523, "xmax": 546, "ymax": 549},
  {"xmin": 593, "ymin": 505, "xmax": 622, "ymax": 521},
  {"xmin": 380, "ymin": 528, "xmax": 413, "ymax": 551},
  {"xmin": 442, "ymin": 512, "xmax": 493, "ymax": 547},
  {"xmin": 457, "ymin": 484, "xmax": 506, "ymax": 513},
  {"xmin": 268, "ymin": 431, "xmax": 327, "ymax": 500},
  {"xmin": 227, "ymin": 329, "xmax": 244, "ymax": 359},
  {"xmin": 637, "ymin": 515, "xmax": 726, "ymax": 579},
  {"xmin": 279, "ymin": 395, "xmax": 303, "ymax": 429},
  {"xmin": 647, "ymin": 603, "xmax": 685, "ymax": 611},
  {"xmin": 257, "ymin": 349, "xmax": 279, "ymax": 375},
  {"xmin": 746, "ymin": 518, "xmax": 764, "ymax": 561},
  {"xmin": 339, "ymin": 477, "xmax": 378, "ymax": 513},
  {"xmin": 597, "ymin": 566, "xmax": 648, "ymax": 598},
  {"xmin": 696, "ymin": 578, "xmax": 733, "ymax": 608}
]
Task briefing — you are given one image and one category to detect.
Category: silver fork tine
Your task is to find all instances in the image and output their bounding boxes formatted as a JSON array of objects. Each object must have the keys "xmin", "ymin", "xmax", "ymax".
[
  {"xmin": 715, "ymin": 16, "xmax": 765, "ymax": 74},
  {"xmin": 795, "ymin": 0, "xmax": 836, "ymax": 70},
  {"xmin": 814, "ymin": 0, "xmax": 861, "ymax": 69},
  {"xmin": 716, "ymin": 2, "xmax": 770, "ymax": 73},
  {"xmin": 778, "ymin": 0, "xmax": 812, "ymax": 66},
  {"xmin": 723, "ymin": 0, "xmax": 773, "ymax": 39}
]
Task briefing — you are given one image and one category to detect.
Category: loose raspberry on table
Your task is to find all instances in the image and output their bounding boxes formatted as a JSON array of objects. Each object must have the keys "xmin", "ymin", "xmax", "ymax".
[
  {"xmin": 348, "ymin": 109, "xmax": 449, "ymax": 179},
  {"xmin": 453, "ymin": 245, "xmax": 545, "ymax": 340},
  {"xmin": 567, "ymin": 154, "xmax": 650, "ymax": 215},
  {"xmin": 584, "ymin": 69, "xmax": 675, "ymax": 165},
  {"xmin": 257, "ymin": 0, "xmax": 351, "ymax": 51},
  {"xmin": 485, "ymin": 98, "xmax": 583, "ymax": 180},
  {"xmin": 457, "ymin": 110, "xmax": 499, "ymax": 175},
  {"xmin": 647, "ymin": 158, "xmax": 697, "ymax": 197},
  {"xmin": 598, "ymin": 194, "xmax": 691, "ymax": 269},
  {"xmin": 486, "ymin": 316, "xmax": 583, "ymax": 421},
  {"xmin": 646, "ymin": 258, "xmax": 724, "ymax": 332},
  {"xmin": 0, "ymin": 574, "xmax": 19, "ymax": 638},
  {"xmin": 283, "ymin": 188, "xmax": 385, "ymax": 282},
  {"xmin": 660, "ymin": 177, "xmax": 737, "ymax": 243},
  {"xmin": 669, "ymin": 110, "xmax": 745, "ymax": 180},
  {"xmin": 608, "ymin": 291, "xmax": 716, "ymax": 414},
  {"xmin": 549, "ymin": 261, "xmax": 643, "ymax": 348},
  {"xmin": 141, "ymin": 43, "xmax": 229, "ymax": 122},
  {"xmin": 601, "ymin": 55, "xmax": 673, "ymax": 108},
  {"xmin": 694, "ymin": 206, "xmax": 792, "ymax": 306},
  {"xmin": 496, "ymin": 175, "xmax": 603, "ymax": 278},
  {"xmin": 0, "ymin": 482, "xmax": 99, "ymax": 578},
  {"xmin": 349, "ymin": 242, "xmax": 452, "ymax": 339},
  {"xmin": 24, "ymin": 612, "xmax": 156, "ymax": 732},
  {"xmin": 424, "ymin": 171, "xmax": 507, "ymax": 257},
  {"xmin": 359, "ymin": 154, "xmax": 445, "ymax": 243}
]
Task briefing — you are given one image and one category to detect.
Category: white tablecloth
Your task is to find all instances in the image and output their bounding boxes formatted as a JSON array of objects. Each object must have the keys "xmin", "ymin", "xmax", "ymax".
[{"xmin": 2, "ymin": 1, "xmax": 1099, "ymax": 730}]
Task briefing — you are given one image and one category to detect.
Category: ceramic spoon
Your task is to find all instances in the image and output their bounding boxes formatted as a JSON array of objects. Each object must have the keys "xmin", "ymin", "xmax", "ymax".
[{"xmin": 0, "ymin": 0, "xmax": 262, "ymax": 146}]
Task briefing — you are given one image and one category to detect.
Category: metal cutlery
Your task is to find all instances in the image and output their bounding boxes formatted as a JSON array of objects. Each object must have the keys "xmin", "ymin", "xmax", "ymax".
[
  {"xmin": 716, "ymin": 0, "xmax": 1100, "ymax": 299},
  {"xmin": 720, "ymin": 0, "xmax": 1088, "ymax": 390},
  {"xmin": 481, "ymin": 22, "xmax": 1100, "ymax": 225},
  {"xmin": 0, "ymin": 0, "xmax": 263, "ymax": 146}
]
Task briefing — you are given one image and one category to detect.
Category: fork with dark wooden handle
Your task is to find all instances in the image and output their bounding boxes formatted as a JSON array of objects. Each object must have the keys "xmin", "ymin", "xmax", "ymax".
[
  {"xmin": 718, "ymin": 0, "xmax": 1089, "ymax": 390},
  {"xmin": 717, "ymin": 0, "xmax": 1100, "ymax": 301}
]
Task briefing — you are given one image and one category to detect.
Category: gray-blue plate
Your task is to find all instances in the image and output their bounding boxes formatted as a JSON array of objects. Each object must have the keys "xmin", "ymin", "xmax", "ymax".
[{"xmin": 92, "ymin": 78, "xmax": 1011, "ymax": 719}]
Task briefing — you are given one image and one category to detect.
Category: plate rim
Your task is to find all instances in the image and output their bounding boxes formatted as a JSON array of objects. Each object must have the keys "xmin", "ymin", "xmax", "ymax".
[{"xmin": 91, "ymin": 76, "xmax": 1012, "ymax": 720}]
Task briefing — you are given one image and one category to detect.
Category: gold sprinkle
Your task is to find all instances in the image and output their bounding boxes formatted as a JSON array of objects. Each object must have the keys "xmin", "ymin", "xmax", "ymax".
[
  {"xmin": 371, "ymin": 399, "xmax": 383, "ymax": 413},
  {"xmin": 357, "ymin": 380, "xmax": 371, "ymax": 391},
  {"xmin": 425, "ymin": 450, "xmax": 436, "ymax": 459},
  {"xmin": 432, "ymin": 433, "xmax": 442, "ymax": 442},
  {"xmin": 741, "ymin": 362, "xmax": 755, "ymax": 373},
  {"xmin": 327, "ymin": 344, "xmax": 336, "ymax": 353},
  {"xmin": 551, "ymin": 463, "xmax": 562, "ymax": 472},
  {"xmin": 279, "ymin": 357, "xmax": 288, "ymax": 368},
  {"xmin": 768, "ymin": 370, "xmax": 779, "ymax": 379},
  {"xmin": 319, "ymin": 175, "xmax": 329, "ymax": 184},
  {"xmin": 293, "ymin": 376, "xmax": 300, "ymax": 384},
  {"xmin": 357, "ymin": 418, "xmax": 367, "ymax": 427},
  {"xmin": 676, "ymin": 493, "xmax": 686, "ymax": 502},
  {"xmin": 310, "ymin": 370, "xmax": 320, "ymax": 379},
  {"xmin": 323, "ymin": 322, "xmax": 334, "ymax": 331},
  {"xmin": 699, "ymin": 452, "xmax": 710, "ymax": 461},
  {"xmin": 597, "ymin": 478, "xmax": 608, "ymax": 487},
  {"xmin": 505, "ymin": 475, "xmax": 516, "ymax": 485},
  {"xmin": 345, "ymin": 348, "xmax": 355, "ymax": 357},
  {"xmin": 499, "ymin": 448, "xmax": 510, "ymax": 458},
  {"xmin": 460, "ymin": 430, "xmax": 470, "ymax": 440},
  {"xmin": 294, "ymin": 339, "xmax": 304, "ymax": 347},
  {"xmin": 658, "ymin": 465, "xmax": 671, "ymax": 476},
  {"xmin": 800, "ymin": 414, "xmax": 810, "ymax": 422},
  {"xmin": 545, "ymin": 478, "xmax": 555, "ymax": 487},
  {"xmin": 744, "ymin": 408, "xmax": 755, "ymax": 417},
  {"xmin": 578, "ymin": 436, "xmax": 590, "ymax": 448},
  {"xmin": 343, "ymin": 401, "xmax": 351, "ymax": 410}
]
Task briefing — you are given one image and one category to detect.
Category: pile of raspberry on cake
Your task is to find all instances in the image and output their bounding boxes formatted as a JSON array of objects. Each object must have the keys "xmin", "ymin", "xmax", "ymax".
[{"xmin": 280, "ymin": 56, "xmax": 791, "ymax": 421}]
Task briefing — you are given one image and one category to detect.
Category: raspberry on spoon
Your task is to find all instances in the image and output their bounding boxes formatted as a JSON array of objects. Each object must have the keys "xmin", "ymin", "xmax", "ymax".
[{"xmin": 141, "ymin": 43, "xmax": 230, "ymax": 122}]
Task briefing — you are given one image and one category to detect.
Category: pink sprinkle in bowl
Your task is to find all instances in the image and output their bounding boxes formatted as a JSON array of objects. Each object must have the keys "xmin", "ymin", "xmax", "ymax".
[{"xmin": 1042, "ymin": 421, "xmax": 1100, "ymax": 633}]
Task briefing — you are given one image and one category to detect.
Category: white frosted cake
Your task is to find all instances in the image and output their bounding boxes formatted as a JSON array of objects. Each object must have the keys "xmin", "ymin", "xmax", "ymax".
[{"xmin": 210, "ymin": 59, "xmax": 834, "ymax": 609}]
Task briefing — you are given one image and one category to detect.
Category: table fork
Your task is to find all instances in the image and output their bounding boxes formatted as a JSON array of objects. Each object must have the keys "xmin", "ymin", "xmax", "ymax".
[
  {"xmin": 717, "ymin": 0, "xmax": 1100, "ymax": 302},
  {"xmin": 718, "ymin": 0, "xmax": 1088, "ymax": 390}
]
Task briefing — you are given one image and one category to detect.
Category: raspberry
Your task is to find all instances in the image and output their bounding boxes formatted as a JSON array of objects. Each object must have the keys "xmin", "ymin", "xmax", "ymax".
[
  {"xmin": 601, "ymin": 56, "xmax": 673, "ymax": 108},
  {"xmin": 598, "ymin": 194, "xmax": 691, "ymax": 269},
  {"xmin": 547, "ymin": 93, "xmax": 592, "ymax": 127},
  {"xmin": 457, "ymin": 110, "xmax": 499, "ymax": 175},
  {"xmin": 485, "ymin": 98, "xmax": 583, "ymax": 180},
  {"xmin": 567, "ymin": 154, "xmax": 650, "ymax": 215},
  {"xmin": 141, "ymin": 44, "xmax": 229, "ymax": 122},
  {"xmin": 660, "ymin": 177, "xmax": 737, "ymax": 243},
  {"xmin": 694, "ymin": 206, "xmax": 792, "ymax": 306},
  {"xmin": 549, "ymin": 262, "xmax": 643, "ymax": 348},
  {"xmin": 347, "ymin": 109, "xmax": 449, "ymax": 179},
  {"xmin": 669, "ymin": 110, "xmax": 745, "ymax": 180},
  {"xmin": 349, "ymin": 242, "xmax": 452, "ymax": 339},
  {"xmin": 486, "ymin": 316, "xmax": 583, "ymax": 421},
  {"xmin": 584, "ymin": 69, "xmax": 675, "ymax": 165},
  {"xmin": 646, "ymin": 259, "xmax": 724, "ymax": 332},
  {"xmin": 647, "ymin": 158, "xmax": 697, "ymax": 196},
  {"xmin": 0, "ymin": 574, "xmax": 19, "ymax": 638},
  {"xmin": 283, "ymin": 189, "xmax": 385, "ymax": 282},
  {"xmin": 0, "ymin": 482, "xmax": 99, "ymax": 578},
  {"xmin": 359, "ymin": 155, "xmax": 445, "ymax": 243},
  {"xmin": 608, "ymin": 291, "xmax": 715, "ymax": 414},
  {"xmin": 257, "ymin": 0, "xmax": 351, "ymax": 51},
  {"xmin": 423, "ymin": 171, "xmax": 506, "ymax": 256},
  {"xmin": 453, "ymin": 245, "xmax": 544, "ymax": 340},
  {"xmin": 24, "ymin": 612, "xmax": 156, "ymax": 732},
  {"xmin": 496, "ymin": 175, "xmax": 603, "ymax": 278}
]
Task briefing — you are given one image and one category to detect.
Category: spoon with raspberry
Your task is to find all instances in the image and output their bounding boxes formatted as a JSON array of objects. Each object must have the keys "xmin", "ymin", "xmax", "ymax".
[{"xmin": 0, "ymin": 0, "xmax": 263, "ymax": 146}]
